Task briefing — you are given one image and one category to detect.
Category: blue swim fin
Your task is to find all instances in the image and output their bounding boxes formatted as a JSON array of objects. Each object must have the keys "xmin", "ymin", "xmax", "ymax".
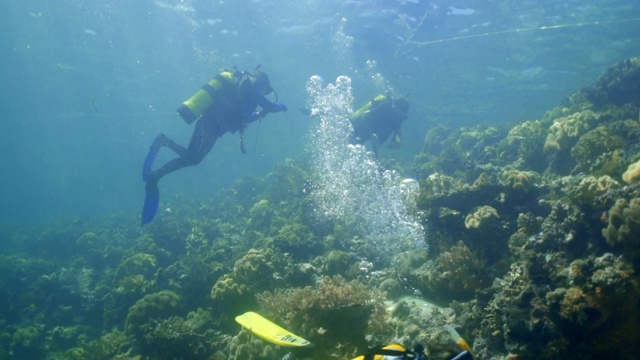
[
  {"xmin": 142, "ymin": 135, "xmax": 165, "ymax": 182},
  {"xmin": 141, "ymin": 180, "xmax": 160, "ymax": 226}
]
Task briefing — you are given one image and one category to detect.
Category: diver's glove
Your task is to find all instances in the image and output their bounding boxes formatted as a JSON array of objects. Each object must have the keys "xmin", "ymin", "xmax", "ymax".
[{"xmin": 274, "ymin": 103, "xmax": 288, "ymax": 112}]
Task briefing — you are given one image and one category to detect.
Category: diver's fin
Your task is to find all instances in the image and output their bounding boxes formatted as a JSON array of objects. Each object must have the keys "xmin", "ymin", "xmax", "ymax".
[
  {"xmin": 141, "ymin": 181, "xmax": 160, "ymax": 226},
  {"xmin": 235, "ymin": 312, "xmax": 313, "ymax": 348},
  {"xmin": 142, "ymin": 134, "xmax": 165, "ymax": 182},
  {"xmin": 451, "ymin": 351, "xmax": 474, "ymax": 360},
  {"xmin": 445, "ymin": 324, "xmax": 474, "ymax": 356}
]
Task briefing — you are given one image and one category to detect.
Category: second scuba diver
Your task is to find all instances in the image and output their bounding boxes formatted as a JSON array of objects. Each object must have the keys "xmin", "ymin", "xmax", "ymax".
[
  {"xmin": 141, "ymin": 67, "xmax": 288, "ymax": 225},
  {"xmin": 349, "ymin": 93, "xmax": 409, "ymax": 155},
  {"xmin": 300, "ymin": 92, "xmax": 409, "ymax": 155}
]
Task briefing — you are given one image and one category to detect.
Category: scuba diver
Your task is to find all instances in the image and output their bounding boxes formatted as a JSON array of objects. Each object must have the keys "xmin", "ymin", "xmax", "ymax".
[
  {"xmin": 349, "ymin": 93, "xmax": 409, "ymax": 155},
  {"xmin": 298, "ymin": 92, "xmax": 409, "ymax": 155},
  {"xmin": 141, "ymin": 66, "xmax": 288, "ymax": 225},
  {"xmin": 355, "ymin": 343, "xmax": 473, "ymax": 360}
]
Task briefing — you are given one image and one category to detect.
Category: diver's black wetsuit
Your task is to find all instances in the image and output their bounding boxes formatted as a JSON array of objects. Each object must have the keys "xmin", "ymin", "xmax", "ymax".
[
  {"xmin": 141, "ymin": 71, "xmax": 286, "ymax": 225},
  {"xmin": 350, "ymin": 95, "xmax": 409, "ymax": 154},
  {"xmin": 147, "ymin": 81, "xmax": 281, "ymax": 183}
]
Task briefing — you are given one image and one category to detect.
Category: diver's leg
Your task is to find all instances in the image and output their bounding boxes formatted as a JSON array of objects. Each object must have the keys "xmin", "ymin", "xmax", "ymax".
[
  {"xmin": 142, "ymin": 120, "xmax": 220, "ymax": 225},
  {"xmin": 142, "ymin": 133, "xmax": 190, "ymax": 181},
  {"xmin": 161, "ymin": 135, "xmax": 188, "ymax": 157},
  {"xmin": 147, "ymin": 121, "xmax": 220, "ymax": 182},
  {"xmin": 142, "ymin": 134, "xmax": 165, "ymax": 182}
]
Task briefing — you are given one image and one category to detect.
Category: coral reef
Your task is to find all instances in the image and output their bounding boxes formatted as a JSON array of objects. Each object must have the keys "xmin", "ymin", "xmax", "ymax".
[
  {"xmin": 247, "ymin": 199, "xmax": 272, "ymax": 232},
  {"xmin": 11, "ymin": 326, "xmax": 44, "ymax": 359},
  {"xmin": 124, "ymin": 290, "xmax": 182, "ymax": 341},
  {"xmin": 136, "ymin": 308, "xmax": 217, "ymax": 359},
  {"xmin": 571, "ymin": 126, "xmax": 625, "ymax": 174},
  {"xmin": 210, "ymin": 247, "xmax": 294, "ymax": 328},
  {"xmin": 580, "ymin": 57, "xmax": 640, "ymax": 109},
  {"xmin": 271, "ymin": 223, "xmax": 322, "ymax": 260},
  {"xmin": 622, "ymin": 159, "xmax": 640, "ymax": 184},
  {"xmin": 602, "ymin": 198, "xmax": 640, "ymax": 261},
  {"xmin": 2, "ymin": 58, "xmax": 640, "ymax": 360},
  {"xmin": 502, "ymin": 170, "xmax": 540, "ymax": 191},
  {"xmin": 410, "ymin": 241, "xmax": 488, "ymax": 301},
  {"xmin": 496, "ymin": 120, "xmax": 547, "ymax": 170},
  {"xmin": 83, "ymin": 329, "xmax": 130, "ymax": 360},
  {"xmin": 543, "ymin": 109, "xmax": 599, "ymax": 155},
  {"xmin": 256, "ymin": 275, "xmax": 389, "ymax": 357},
  {"xmin": 464, "ymin": 205, "xmax": 500, "ymax": 230},
  {"xmin": 114, "ymin": 253, "xmax": 158, "ymax": 295},
  {"xmin": 209, "ymin": 272, "xmax": 252, "ymax": 331},
  {"xmin": 226, "ymin": 327, "xmax": 280, "ymax": 360},
  {"xmin": 574, "ymin": 175, "xmax": 621, "ymax": 206}
]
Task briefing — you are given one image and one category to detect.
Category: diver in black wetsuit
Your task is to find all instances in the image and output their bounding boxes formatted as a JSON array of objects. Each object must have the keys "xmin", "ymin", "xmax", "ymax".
[
  {"xmin": 349, "ymin": 94, "xmax": 409, "ymax": 155},
  {"xmin": 141, "ymin": 68, "xmax": 287, "ymax": 225}
]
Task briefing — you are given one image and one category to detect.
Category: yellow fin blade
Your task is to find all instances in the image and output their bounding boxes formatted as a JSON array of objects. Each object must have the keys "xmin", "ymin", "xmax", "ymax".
[{"xmin": 235, "ymin": 312, "xmax": 313, "ymax": 348}]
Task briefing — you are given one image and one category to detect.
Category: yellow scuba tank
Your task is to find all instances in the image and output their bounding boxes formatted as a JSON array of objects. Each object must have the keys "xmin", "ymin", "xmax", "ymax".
[
  {"xmin": 351, "ymin": 344, "xmax": 408, "ymax": 360},
  {"xmin": 352, "ymin": 94, "xmax": 388, "ymax": 120},
  {"xmin": 177, "ymin": 71, "xmax": 235, "ymax": 124}
]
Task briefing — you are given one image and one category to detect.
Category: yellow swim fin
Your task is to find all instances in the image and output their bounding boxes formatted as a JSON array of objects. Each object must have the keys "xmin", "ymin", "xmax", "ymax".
[
  {"xmin": 235, "ymin": 311, "xmax": 313, "ymax": 348},
  {"xmin": 445, "ymin": 324, "xmax": 474, "ymax": 355}
]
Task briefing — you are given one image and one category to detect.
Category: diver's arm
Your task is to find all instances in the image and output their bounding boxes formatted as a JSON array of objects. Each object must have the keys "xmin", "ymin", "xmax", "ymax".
[{"xmin": 254, "ymin": 95, "xmax": 287, "ymax": 119}]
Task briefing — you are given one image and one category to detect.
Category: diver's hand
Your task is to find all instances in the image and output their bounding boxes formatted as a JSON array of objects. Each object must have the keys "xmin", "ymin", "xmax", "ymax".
[
  {"xmin": 274, "ymin": 103, "xmax": 288, "ymax": 112},
  {"xmin": 249, "ymin": 112, "xmax": 261, "ymax": 122}
]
